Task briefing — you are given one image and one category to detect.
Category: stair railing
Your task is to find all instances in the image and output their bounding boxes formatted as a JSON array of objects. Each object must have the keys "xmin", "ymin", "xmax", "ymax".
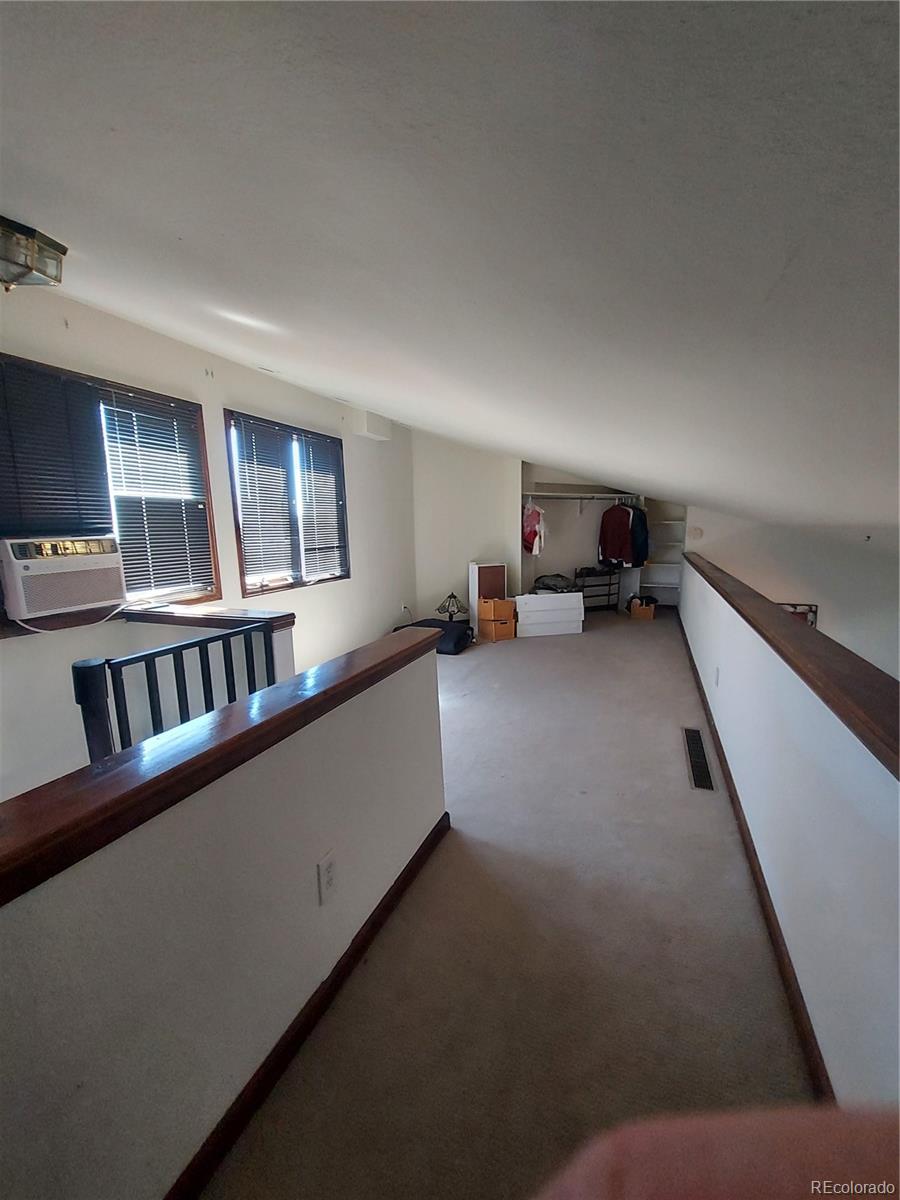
[{"xmin": 72, "ymin": 621, "xmax": 275, "ymax": 763}]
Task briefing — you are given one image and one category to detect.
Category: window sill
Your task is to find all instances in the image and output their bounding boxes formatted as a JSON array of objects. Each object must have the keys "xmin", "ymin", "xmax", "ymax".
[
  {"xmin": 240, "ymin": 572, "xmax": 351, "ymax": 599},
  {"xmin": 123, "ymin": 606, "xmax": 296, "ymax": 633},
  {"xmin": 0, "ymin": 588, "xmax": 223, "ymax": 639},
  {"xmin": 0, "ymin": 605, "xmax": 124, "ymax": 639},
  {"xmin": 124, "ymin": 587, "xmax": 223, "ymax": 611}
]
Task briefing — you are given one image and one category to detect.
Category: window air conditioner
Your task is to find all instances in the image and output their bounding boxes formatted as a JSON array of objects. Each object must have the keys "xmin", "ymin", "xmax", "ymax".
[{"xmin": 0, "ymin": 537, "xmax": 126, "ymax": 619}]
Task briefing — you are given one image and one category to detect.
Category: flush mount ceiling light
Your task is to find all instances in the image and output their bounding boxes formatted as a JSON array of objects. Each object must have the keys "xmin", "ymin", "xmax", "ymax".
[{"xmin": 0, "ymin": 215, "xmax": 67, "ymax": 292}]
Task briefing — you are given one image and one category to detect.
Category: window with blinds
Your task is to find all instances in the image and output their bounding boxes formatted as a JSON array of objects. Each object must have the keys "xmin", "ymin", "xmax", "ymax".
[
  {"xmin": 0, "ymin": 356, "xmax": 219, "ymax": 607},
  {"xmin": 102, "ymin": 391, "xmax": 218, "ymax": 602},
  {"xmin": 0, "ymin": 357, "xmax": 113, "ymax": 539},
  {"xmin": 226, "ymin": 409, "xmax": 350, "ymax": 596}
]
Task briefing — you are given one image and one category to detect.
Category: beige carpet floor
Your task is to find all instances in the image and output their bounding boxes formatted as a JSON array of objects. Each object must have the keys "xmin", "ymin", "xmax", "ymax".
[{"xmin": 202, "ymin": 609, "xmax": 812, "ymax": 1200}]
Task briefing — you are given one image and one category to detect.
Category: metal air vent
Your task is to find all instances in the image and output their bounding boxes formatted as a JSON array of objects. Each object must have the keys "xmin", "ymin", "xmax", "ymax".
[{"xmin": 683, "ymin": 728, "xmax": 715, "ymax": 790}]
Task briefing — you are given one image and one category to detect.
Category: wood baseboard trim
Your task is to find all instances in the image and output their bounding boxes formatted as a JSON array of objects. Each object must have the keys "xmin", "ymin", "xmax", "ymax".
[
  {"xmin": 165, "ymin": 810, "xmax": 452, "ymax": 1200},
  {"xmin": 676, "ymin": 615, "xmax": 835, "ymax": 1103}
]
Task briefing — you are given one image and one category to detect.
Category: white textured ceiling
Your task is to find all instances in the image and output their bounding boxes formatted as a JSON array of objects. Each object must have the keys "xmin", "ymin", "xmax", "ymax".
[{"xmin": 1, "ymin": 3, "xmax": 896, "ymax": 525}]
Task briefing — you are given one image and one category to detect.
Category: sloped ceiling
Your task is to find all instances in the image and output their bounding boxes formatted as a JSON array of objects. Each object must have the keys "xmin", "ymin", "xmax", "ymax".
[{"xmin": 1, "ymin": 3, "xmax": 896, "ymax": 526}]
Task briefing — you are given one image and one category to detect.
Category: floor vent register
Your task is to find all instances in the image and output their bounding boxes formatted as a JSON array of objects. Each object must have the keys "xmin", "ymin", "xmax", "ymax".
[{"xmin": 683, "ymin": 728, "xmax": 715, "ymax": 791}]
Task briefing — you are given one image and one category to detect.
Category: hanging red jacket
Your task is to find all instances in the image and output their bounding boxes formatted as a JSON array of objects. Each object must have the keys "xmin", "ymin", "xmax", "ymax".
[
  {"xmin": 522, "ymin": 499, "xmax": 545, "ymax": 555},
  {"xmin": 599, "ymin": 504, "xmax": 633, "ymax": 565}
]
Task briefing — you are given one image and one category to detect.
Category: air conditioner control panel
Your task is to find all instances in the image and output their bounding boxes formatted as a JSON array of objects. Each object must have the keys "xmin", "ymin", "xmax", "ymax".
[{"xmin": 10, "ymin": 537, "xmax": 118, "ymax": 560}]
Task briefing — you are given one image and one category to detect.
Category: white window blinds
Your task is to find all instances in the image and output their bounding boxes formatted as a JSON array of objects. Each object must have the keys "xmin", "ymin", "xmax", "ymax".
[
  {"xmin": 101, "ymin": 391, "xmax": 216, "ymax": 601},
  {"xmin": 227, "ymin": 410, "xmax": 349, "ymax": 594}
]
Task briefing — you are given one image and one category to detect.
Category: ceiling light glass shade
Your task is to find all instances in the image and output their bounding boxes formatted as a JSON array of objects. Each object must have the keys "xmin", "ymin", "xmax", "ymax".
[{"xmin": 0, "ymin": 216, "xmax": 67, "ymax": 291}]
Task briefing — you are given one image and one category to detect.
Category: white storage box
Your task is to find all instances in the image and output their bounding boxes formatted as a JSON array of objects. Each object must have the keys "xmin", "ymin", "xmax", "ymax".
[
  {"xmin": 517, "ymin": 606, "xmax": 585, "ymax": 626},
  {"xmin": 515, "ymin": 593, "xmax": 584, "ymax": 636},
  {"xmin": 516, "ymin": 592, "xmax": 584, "ymax": 615},
  {"xmin": 517, "ymin": 620, "xmax": 583, "ymax": 638},
  {"xmin": 516, "ymin": 592, "xmax": 584, "ymax": 636}
]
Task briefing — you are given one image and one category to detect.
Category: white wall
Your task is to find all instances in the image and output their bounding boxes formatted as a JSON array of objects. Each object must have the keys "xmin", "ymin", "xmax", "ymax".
[
  {"xmin": 2, "ymin": 619, "xmax": 127, "ymax": 798},
  {"xmin": 0, "ymin": 650, "xmax": 446, "ymax": 1200},
  {"xmin": 685, "ymin": 507, "xmax": 899, "ymax": 677},
  {"xmin": 411, "ymin": 430, "xmax": 521, "ymax": 618},
  {"xmin": 679, "ymin": 563, "xmax": 899, "ymax": 1105},
  {"xmin": 521, "ymin": 462, "xmax": 619, "ymax": 492},
  {"xmin": 0, "ymin": 290, "xmax": 418, "ymax": 795}
]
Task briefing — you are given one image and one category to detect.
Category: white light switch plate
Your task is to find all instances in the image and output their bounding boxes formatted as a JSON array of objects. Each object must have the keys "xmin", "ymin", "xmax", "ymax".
[{"xmin": 317, "ymin": 851, "xmax": 337, "ymax": 906}]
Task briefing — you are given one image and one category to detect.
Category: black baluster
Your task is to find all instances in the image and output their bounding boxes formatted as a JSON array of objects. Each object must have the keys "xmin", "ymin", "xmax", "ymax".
[
  {"xmin": 262, "ymin": 626, "xmax": 276, "ymax": 687},
  {"xmin": 222, "ymin": 635, "xmax": 237, "ymax": 703},
  {"xmin": 243, "ymin": 630, "xmax": 257, "ymax": 693},
  {"xmin": 198, "ymin": 642, "xmax": 215, "ymax": 713},
  {"xmin": 173, "ymin": 649, "xmax": 190, "ymax": 724},
  {"xmin": 145, "ymin": 658, "xmax": 164, "ymax": 735},
  {"xmin": 109, "ymin": 663, "xmax": 132, "ymax": 750}
]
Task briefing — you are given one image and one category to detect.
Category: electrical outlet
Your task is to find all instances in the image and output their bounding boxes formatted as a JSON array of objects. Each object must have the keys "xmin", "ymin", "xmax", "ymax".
[{"xmin": 317, "ymin": 851, "xmax": 337, "ymax": 906}]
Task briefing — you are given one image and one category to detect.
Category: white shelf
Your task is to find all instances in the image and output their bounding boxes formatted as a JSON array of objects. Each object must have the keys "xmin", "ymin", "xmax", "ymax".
[
  {"xmin": 642, "ymin": 563, "xmax": 682, "ymax": 577},
  {"xmin": 523, "ymin": 491, "xmax": 640, "ymax": 502}
]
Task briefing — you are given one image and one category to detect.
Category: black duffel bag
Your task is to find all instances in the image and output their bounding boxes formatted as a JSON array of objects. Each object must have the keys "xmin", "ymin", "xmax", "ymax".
[
  {"xmin": 393, "ymin": 618, "xmax": 474, "ymax": 655},
  {"xmin": 533, "ymin": 573, "xmax": 575, "ymax": 593}
]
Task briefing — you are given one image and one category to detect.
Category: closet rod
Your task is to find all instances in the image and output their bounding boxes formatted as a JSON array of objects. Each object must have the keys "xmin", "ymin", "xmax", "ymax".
[{"xmin": 521, "ymin": 492, "xmax": 641, "ymax": 502}]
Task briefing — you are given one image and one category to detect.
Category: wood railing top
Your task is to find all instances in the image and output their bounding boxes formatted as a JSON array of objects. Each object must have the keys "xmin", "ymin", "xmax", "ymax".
[
  {"xmin": 0, "ymin": 626, "xmax": 441, "ymax": 907},
  {"xmin": 1, "ymin": 603, "xmax": 296, "ymax": 641},
  {"xmin": 124, "ymin": 604, "xmax": 296, "ymax": 632},
  {"xmin": 684, "ymin": 552, "xmax": 899, "ymax": 779}
]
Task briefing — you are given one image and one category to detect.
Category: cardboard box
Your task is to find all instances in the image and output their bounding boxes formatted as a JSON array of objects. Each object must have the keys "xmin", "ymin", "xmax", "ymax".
[
  {"xmin": 478, "ymin": 617, "xmax": 515, "ymax": 642},
  {"xmin": 478, "ymin": 597, "xmax": 516, "ymax": 621},
  {"xmin": 628, "ymin": 598, "xmax": 656, "ymax": 620}
]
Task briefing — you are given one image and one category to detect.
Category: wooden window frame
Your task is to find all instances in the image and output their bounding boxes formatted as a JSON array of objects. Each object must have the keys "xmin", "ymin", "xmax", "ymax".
[{"xmin": 224, "ymin": 408, "xmax": 351, "ymax": 600}]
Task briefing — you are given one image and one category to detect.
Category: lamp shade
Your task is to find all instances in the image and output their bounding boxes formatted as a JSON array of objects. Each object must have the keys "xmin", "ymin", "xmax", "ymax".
[{"xmin": 436, "ymin": 592, "xmax": 468, "ymax": 620}]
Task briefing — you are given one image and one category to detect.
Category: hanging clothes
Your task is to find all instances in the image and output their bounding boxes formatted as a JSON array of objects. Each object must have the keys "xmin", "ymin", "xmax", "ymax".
[
  {"xmin": 598, "ymin": 503, "xmax": 633, "ymax": 565},
  {"xmin": 522, "ymin": 498, "xmax": 546, "ymax": 556},
  {"xmin": 625, "ymin": 505, "xmax": 649, "ymax": 567}
]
